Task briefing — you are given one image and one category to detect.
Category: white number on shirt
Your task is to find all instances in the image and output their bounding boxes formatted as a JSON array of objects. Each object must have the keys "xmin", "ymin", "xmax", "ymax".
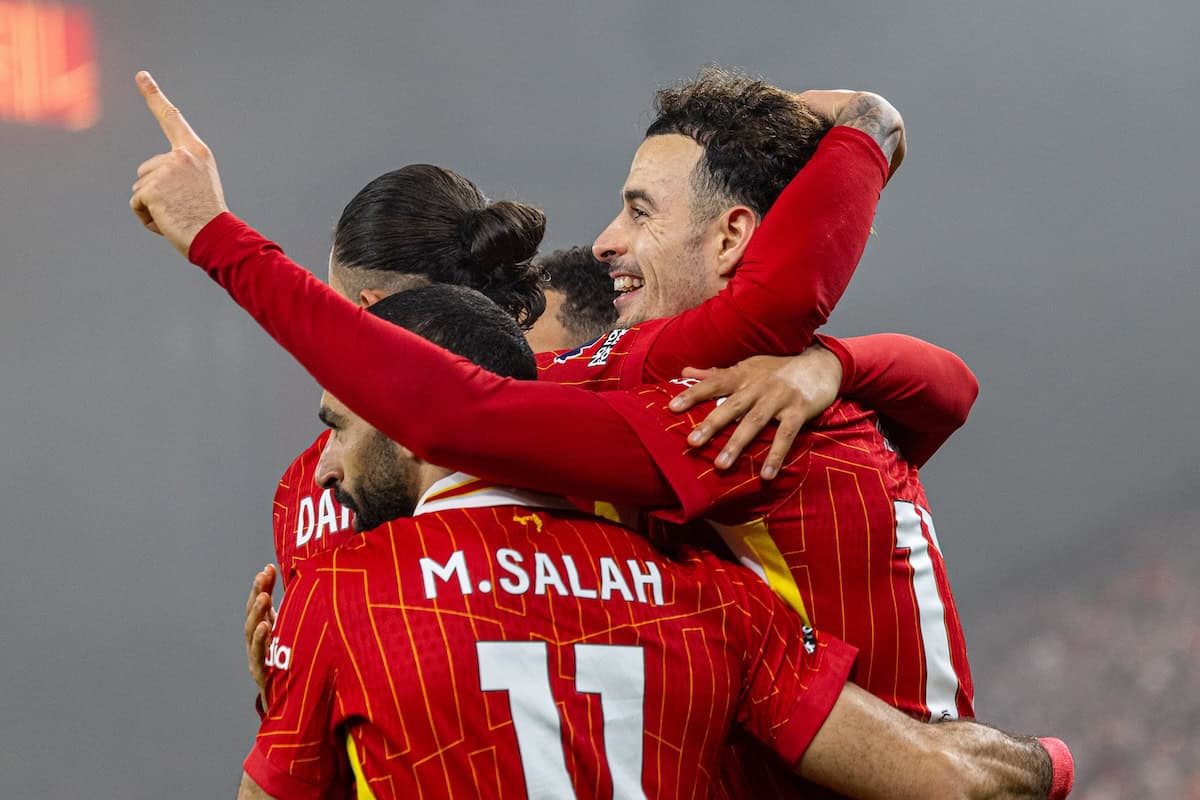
[
  {"xmin": 476, "ymin": 641, "xmax": 646, "ymax": 799},
  {"xmin": 894, "ymin": 501, "xmax": 960, "ymax": 719}
]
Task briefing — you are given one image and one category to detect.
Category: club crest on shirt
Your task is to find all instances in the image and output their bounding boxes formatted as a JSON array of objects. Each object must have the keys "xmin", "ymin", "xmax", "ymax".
[{"xmin": 552, "ymin": 328, "xmax": 630, "ymax": 367}]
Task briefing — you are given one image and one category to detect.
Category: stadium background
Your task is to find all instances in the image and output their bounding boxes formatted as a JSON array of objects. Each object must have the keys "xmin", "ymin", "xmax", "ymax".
[{"xmin": 0, "ymin": 1, "xmax": 1196, "ymax": 796}]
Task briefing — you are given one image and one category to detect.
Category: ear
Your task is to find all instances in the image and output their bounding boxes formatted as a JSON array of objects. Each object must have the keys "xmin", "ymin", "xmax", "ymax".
[
  {"xmin": 714, "ymin": 206, "xmax": 759, "ymax": 278},
  {"xmin": 358, "ymin": 288, "xmax": 388, "ymax": 307}
]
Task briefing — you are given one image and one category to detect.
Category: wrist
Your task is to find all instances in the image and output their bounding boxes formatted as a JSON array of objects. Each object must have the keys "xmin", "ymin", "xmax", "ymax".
[{"xmin": 1038, "ymin": 737, "xmax": 1074, "ymax": 800}]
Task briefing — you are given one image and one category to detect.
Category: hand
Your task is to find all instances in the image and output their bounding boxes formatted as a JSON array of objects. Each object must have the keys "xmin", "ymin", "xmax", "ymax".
[
  {"xmin": 668, "ymin": 346, "xmax": 843, "ymax": 480},
  {"xmin": 794, "ymin": 89, "xmax": 859, "ymax": 126},
  {"xmin": 130, "ymin": 71, "xmax": 228, "ymax": 256},
  {"xmin": 795, "ymin": 89, "xmax": 905, "ymax": 181},
  {"xmin": 244, "ymin": 564, "xmax": 277, "ymax": 710}
]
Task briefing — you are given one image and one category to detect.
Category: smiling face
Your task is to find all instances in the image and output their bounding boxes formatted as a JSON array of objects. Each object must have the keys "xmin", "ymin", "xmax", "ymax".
[
  {"xmin": 592, "ymin": 135, "xmax": 728, "ymax": 326},
  {"xmin": 314, "ymin": 392, "xmax": 420, "ymax": 531}
]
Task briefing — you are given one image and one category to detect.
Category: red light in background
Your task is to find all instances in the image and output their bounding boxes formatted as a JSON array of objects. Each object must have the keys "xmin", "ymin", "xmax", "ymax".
[{"xmin": 0, "ymin": 2, "xmax": 98, "ymax": 130}]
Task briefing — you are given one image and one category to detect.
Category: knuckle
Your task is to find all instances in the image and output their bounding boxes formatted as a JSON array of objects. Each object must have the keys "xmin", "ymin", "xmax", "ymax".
[{"xmin": 746, "ymin": 408, "xmax": 770, "ymax": 426}]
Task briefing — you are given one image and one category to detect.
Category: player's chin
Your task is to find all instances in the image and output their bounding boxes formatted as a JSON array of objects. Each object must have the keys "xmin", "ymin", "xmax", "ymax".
[{"xmin": 613, "ymin": 287, "xmax": 645, "ymax": 324}]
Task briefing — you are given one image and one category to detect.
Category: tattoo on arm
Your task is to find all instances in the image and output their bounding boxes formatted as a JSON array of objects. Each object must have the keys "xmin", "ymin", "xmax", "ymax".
[{"xmin": 834, "ymin": 93, "xmax": 904, "ymax": 167}]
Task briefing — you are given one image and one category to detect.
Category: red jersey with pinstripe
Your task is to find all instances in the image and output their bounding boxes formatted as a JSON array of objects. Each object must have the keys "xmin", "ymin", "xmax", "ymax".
[
  {"xmin": 599, "ymin": 383, "xmax": 973, "ymax": 799},
  {"xmin": 600, "ymin": 382, "xmax": 975, "ymax": 723},
  {"xmin": 272, "ymin": 431, "xmax": 355, "ymax": 586},
  {"xmin": 244, "ymin": 474, "xmax": 857, "ymax": 799}
]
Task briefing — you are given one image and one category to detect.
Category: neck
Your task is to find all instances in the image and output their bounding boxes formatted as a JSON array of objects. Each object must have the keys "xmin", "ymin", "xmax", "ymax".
[{"xmin": 414, "ymin": 463, "xmax": 454, "ymax": 502}]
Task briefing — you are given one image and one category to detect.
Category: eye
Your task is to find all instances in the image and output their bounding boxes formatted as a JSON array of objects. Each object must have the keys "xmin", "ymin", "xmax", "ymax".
[{"xmin": 630, "ymin": 206, "xmax": 649, "ymax": 220}]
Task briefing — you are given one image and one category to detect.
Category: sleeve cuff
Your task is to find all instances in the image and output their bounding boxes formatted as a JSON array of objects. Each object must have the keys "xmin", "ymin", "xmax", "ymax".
[
  {"xmin": 244, "ymin": 740, "xmax": 328, "ymax": 800},
  {"xmin": 1038, "ymin": 737, "xmax": 1075, "ymax": 800},
  {"xmin": 814, "ymin": 334, "xmax": 856, "ymax": 396},
  {"xmin": 594, "ymin": 389, "xmax": 715, "ymax": 523},
  {"xmin": 186, "ymin": 210, "xmax": 247, "ymax": 266},
  {"xmin": 776, "ymin": 635, "xmax": 859, "ymax": 766},
  {"xmin": 822, "ymin": 126, "xmax": 891, "ymax": 186}
]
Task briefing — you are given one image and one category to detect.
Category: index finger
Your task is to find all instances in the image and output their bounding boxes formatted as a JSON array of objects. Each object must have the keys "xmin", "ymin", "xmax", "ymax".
[{"xmin": 136, "ymin": 70, "xmax": 200, "ymax": 148}]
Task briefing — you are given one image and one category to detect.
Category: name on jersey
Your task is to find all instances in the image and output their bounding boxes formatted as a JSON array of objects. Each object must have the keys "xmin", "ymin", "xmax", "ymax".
[
  {"xmin": 420, "ymin": 549, "xmax": 664, "ymax": 606},
  {"xmin": 551, "ymin": 328, "xmax": 629, "ymax": 368},
  {"xmin": 295, "ymin": 488, "xmax": 353, "ymax": 547}
]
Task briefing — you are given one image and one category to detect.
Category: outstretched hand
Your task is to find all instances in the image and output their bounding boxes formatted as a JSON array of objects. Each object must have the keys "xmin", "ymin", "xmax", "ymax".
[
  {"xmin": 130, "ymin": 71, "xmax": 228, "ymax": 256},
  {"xmin": 668, "ymin": 347, "xmax": 843, "ymax": 480}
]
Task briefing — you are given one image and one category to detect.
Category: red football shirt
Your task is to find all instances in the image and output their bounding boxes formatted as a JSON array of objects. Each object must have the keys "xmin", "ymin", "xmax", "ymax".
[
  {"xmin": 244, "ymin": 475, "xmax": 857, "ymax": 799},
  {"xmin": 191, "ymin": 195, "xmax": 976, "ymax": 720},
  {"xmin": 269, "ymin": 329, "xmax": 978, "ymax": 586},
  {"xmin": 264, "ymin": 123, "xmax": 904, "ymax": 584},
  {"xmin": 272, "ymin": 430, "xmax": 355, "ymax": 582},
  {"xmin": 601, "ymin": 383, "xmax": 974, "ymax": 722}
]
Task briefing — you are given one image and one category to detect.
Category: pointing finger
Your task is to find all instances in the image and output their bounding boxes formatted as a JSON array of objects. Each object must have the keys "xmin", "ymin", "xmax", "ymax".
[{"xmin": 136, "ymin": 70, "xmax": 201, "ymax": 149}]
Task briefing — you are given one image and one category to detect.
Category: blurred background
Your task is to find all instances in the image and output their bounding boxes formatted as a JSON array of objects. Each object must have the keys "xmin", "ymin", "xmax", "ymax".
[{"xmin": 0, "ymin": 0, "xmax": 1196, "ymax": 796}]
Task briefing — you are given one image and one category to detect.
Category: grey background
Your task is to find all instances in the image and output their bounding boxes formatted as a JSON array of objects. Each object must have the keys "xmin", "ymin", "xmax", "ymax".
[{"xmin": 1, "ymin": 0, "xmax": 1196, "ymax": 796}]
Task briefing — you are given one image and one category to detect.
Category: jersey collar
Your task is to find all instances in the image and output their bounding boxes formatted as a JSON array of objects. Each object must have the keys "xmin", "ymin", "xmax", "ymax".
[{"xmin": 413, "ymin": 471, "xmax": 576, "ymax": 517}]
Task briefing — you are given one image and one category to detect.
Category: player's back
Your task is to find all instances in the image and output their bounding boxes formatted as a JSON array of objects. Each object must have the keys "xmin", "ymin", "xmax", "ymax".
[
  {"xmin": 605, "ymin": 383, "xmax": 974, "ymax": 722},
  {"xmin": 251, "ymin": 476, "xmax": 853, "ymax": 799},
  {"xmin": 271, "ymin": 431, "xmax": 355, "ymax": 584}
]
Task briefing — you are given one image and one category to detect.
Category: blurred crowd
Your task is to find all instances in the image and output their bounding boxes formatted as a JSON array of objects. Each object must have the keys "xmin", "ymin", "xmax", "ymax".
[{"xmin": 968, "ymin": 507, "xmax": 1200, "ymax": 798}]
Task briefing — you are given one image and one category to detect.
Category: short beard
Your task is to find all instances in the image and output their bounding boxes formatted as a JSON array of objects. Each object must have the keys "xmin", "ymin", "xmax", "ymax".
[{"xmin": 335, "ymin": 432, "xmax": 417, "ymax": 532}]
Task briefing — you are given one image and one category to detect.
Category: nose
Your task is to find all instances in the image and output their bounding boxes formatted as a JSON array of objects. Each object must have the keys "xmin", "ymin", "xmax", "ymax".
[
  {"xmin": 592, "ymin": 216, "xmax": 626, "ymax": 263},
  {"xmin": 314, "ymin": 439, "xmax": 343, "ymax": 490}
]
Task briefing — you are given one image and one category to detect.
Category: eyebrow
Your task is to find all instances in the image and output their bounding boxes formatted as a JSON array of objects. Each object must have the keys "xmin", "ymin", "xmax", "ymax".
[
  {"xmin": 318, "ymin": 406, "xmax": 346, "ymax": 429},
  {"xmin": 622, "ymin": 188, "xmax": 658, "ymax": 211}
]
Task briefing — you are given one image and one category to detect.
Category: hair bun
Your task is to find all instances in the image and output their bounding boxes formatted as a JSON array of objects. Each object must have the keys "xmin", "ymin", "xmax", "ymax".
[{"xmin": 460, "ymin": 200, "xmax": 546, "ymax": 269}]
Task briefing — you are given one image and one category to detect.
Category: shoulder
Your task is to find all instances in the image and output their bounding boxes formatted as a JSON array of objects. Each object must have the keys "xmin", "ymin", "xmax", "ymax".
[{"xmin": 536, "ymin": 323, "xmax": 663, "ymax": 388}]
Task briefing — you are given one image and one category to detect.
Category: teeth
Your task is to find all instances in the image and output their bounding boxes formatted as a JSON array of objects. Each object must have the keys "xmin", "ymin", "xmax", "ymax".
[{"xmin": 613, "ymin": 276, "xmax": 645, "ymax": 293}]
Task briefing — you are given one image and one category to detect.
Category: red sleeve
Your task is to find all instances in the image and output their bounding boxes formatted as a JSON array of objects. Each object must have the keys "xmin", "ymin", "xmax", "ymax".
[
  {"xmin": 818, "ymin": 333, "xmax": 979, "ymax": 467},
  {"xmin": 244, "ymin": 567, "xmax": 346, "ymax": 799},
  {"xmin": 724, "ymin": 556, "xmax": 857, "ymax": 766},
  {"xmin": 188, "ymin": 214, "xmax": 677, "ymax": 507},
  {"xmin": 641, "ymin": 126, "xmax": 889, "ymax": 382},
  {"xmin": 596, "ymin": 382, "xmax": 775, "ymax": 523}
]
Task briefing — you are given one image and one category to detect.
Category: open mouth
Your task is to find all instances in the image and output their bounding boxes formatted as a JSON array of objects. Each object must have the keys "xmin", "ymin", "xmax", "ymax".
[{"xmin": 612, "ymin": 274, "xmax": 645, "ymax": 309}]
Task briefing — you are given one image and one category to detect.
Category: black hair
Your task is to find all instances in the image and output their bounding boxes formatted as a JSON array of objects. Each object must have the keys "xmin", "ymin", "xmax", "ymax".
[
  {"xmin": 366, "ymin": 284, "xmax": 537, "ymax": 381},
  {"xmin": 645, "ymin": 66, "xmax": 828, "ymax": 219},
  {"xmin": 537, "ymin": 247, "xmax": 618, "ymax": 344},
  {"xmin": 333, "ymin": 164, "xmax": 547, "ymax": 328}
]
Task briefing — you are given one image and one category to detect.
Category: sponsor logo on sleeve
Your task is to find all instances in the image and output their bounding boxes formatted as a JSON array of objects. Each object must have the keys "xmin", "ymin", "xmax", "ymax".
[{"xmin": 552, "ymin": 328, "xmax": 630, "ymax": 367}]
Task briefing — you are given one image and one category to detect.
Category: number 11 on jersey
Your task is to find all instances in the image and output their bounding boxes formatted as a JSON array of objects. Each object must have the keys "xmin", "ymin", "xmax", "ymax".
[{"xmin": 477, "ymin": 641, "xmax": 647, "ymax": 799}]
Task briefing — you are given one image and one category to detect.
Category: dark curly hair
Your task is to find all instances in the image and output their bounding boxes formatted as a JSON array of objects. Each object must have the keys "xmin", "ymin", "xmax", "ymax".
[
  {"xmin": 645, "ymin": 66, "xmax": 828, "ymax": 221},
  {"xmin": 537, "ymin": 247, "xmax": 618, "ymax": 343},
  {"xmin": 332, "ymin": 165, "xmax": 547, "ymax": 329}
]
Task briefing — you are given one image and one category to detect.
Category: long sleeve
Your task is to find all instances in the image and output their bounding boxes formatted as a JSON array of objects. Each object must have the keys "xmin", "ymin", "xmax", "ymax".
[
  {"xmin": 818, "ymin": 333, "xmax": 979, "ymax": 467},
  {"xmin": 641, "ymin": 126, "xmax": 889, "ymax": 382},
  {"xmin": 189, "ymin": 214, "xmax": 679, "ymax": 508}
]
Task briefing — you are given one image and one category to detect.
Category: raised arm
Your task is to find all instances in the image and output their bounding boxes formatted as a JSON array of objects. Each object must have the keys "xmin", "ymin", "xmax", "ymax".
[
  {"xmin": 193, "ymin": 215, "xmax": 682, "ymax": 506},
  {"xmin": 638, "ymin": 94, "xmax": 897, "ymax": 382},
  {"xmin": 129, "ymin": 72, "xmax": 686, "ymax": 508},
  {"xmin": 798, "ymin": 90, "xmax": 905, "ymax": 179}
]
